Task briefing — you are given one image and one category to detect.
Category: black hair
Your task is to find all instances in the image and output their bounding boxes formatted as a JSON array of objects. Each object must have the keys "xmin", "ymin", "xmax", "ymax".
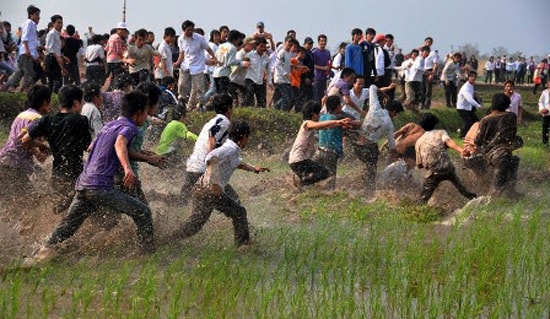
[
  {"xmin": 410, "ymin": 49, "xmax": 419, "ymax": 56},
  {"xmin": 181, "ymin": 20, "xmax": 195, "ymax": 31},
  {"xmin": 134, "ymin": 28, "xmax": 148, "ymax": 39},
  {"xmin": 325, "ymin": 96, "xmax": 341, "ymax": 113},
  {"xmin": 91, "ymin": 34, "xmax": 102, "ymax": 45},
  {"xmin": 228, "ymin": 30, "xmax": 242, "ymax": 43},
  {"xmin": 66, "ymin": 24, "xmax": 75, "ymax": 36},
  {"xmin": 351, "ymin": 28, "xmax": 363, "ymax": 36},
  {"xmin": 26, "ymin": 85, "xmax": 51, "ymax": 111},
  {"xmin": 2, "ymin": 21, "xmax": 11, "ymax": 29},
  {"xmin": 50, "ymin": 14, "xmax": 62, "ymax": 24},
  {"xmin": 121, "ymin": 91, "xmax": 148, "ymax": 117},
  {"xmin": 317, "ymin": 34, "xmax": 327, "ymax": 42},
  {"xmin": 420, "ymin": 46, "xmax": 430, "ymax": 54},
  {"xmin": 161, "ymin": 76, "xmax": 176, "ymax": 86},
  {"xmin": 467, "ymin": 70, "xmax": 478, "ymax": 77},
  {"xmin": 418, "ymin": 113, "xmax": 439, "ymax": 131},
  {"xmin": 255, "ymin": 37, "xmax": 267, "ymax": 46},
  {"xmin": 228, "ymin": 120, "xmax": 250, "ymax": 143},
  {"xmin": 385, "ymin": 100, "xmax": 404, "ymax": 114},
  {"xmin": 27, "ymin": 5, "xmax": 40, "ymax": 18},
  {"xmin": 209, "ymin": 29, "xmax": 220, "ymax": 42},
  {"xmin": 82, "ymin": 82, "xmax": 101, "ymax": 102},
  {"xmin": 365, "ymin": 28, "xmax": 376, "ymax": 36},
  {"xmin": 208, "ymin": 93, "xmax": 233, "ymax": 114},
  {"xmin": 194, "ymin": 28, "xmax": 204, "ymax": 36},
  {"xmin": 219, "ymin": 25, "xmax": 229, "ymax": 33},
  {"xmin": 424, "ymin": 36, "xmax": 433, "ymax": 43},
  {"xmin": 58, "ymin": 85, "xmax": 83, "ymax": 109},
  {"xmin": 385, "ymin": 34, "xmax": 394, "ymax": 40},
  {"xmin": 296, "ymin": 46, "xmax": 307, "ymax": 54},
  {"xmin": 491, "ymin": 93, "xmax": 511, "ymax": 112},
  {"xmin": 136, "ymin": 82, "xmax": 162, "ymax": 107},
  {"xmin": 302, "ymin": 101, "xmax": 322, "ymax": 120},
  {"xmin": 164, "ymin": 27, "xmax": 176, "ymax": 38},
  {"xmin": 340, "ymin": 67, "xmax": 355, "ymax": 79},
  {"xmin": 286, "ymin": 29, "xmax": 296, "ymax": 36},
  {"xmin": 113, "ymin": 73, "xmax": 132, "ymax": 90},
  {"xmin": 354, "ymin": 75, "xmax": 364, "ymax": 82},
  {"xmin": 503, "ymin": 79, "xmax": 515, "ymax": 87}
]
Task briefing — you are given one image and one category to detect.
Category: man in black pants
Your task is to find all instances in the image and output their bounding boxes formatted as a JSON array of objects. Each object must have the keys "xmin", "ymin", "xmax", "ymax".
[{"xmin": 456, "ymin": 71, "xmax": 482, "ymax": 138}]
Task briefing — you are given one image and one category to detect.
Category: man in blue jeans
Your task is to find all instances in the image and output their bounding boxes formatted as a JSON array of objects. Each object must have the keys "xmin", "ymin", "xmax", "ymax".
[{"xmin": 23, "ymin": 90, "xmax": 155, "ymax": 267}]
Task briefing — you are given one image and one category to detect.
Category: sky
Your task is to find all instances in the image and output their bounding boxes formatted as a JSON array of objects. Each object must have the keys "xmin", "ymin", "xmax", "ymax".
[{"xmin": 2, "ymin": 0, "xmax": 548, "ymax": 58}]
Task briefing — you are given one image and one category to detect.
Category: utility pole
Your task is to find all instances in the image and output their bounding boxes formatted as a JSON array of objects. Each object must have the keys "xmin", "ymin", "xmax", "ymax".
[{"xmin": 122, "ymin": 0, "xmax": 127, "ymax": 22}]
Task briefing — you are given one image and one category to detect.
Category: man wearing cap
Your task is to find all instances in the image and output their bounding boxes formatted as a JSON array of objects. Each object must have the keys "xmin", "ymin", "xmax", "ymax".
[
  {"xmin": 174, "ymin": 20, "xmax": 218, "ymax": 111},
  {"xmin": 253, "ymin": 22, "xmax": 275, "ymax": 51},
  {"xmin": 105, "ymin": 22, "xmax": 129, "ymax": 91}
]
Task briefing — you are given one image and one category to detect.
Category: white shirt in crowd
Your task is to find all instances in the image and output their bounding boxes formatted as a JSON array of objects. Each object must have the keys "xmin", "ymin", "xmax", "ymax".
[
  {"xmin": 186, "ymin": 114, "xmax": 230, "ymax": 173},
  {"xmin": 19, "ymin": 18, "xmax": 40, "ymax": 58},
  {"xmin": 45, "ymin": 29, "xmax": 62, "ymax": 56},
  {"xmin": 154, "ymin": 40, "xmax": 173, "ymax": 79},
  {"xmin": 538, "ymin": 89, "xmax": 550, "ymax": 117},
  {"xmin": 178, "ymin": 32, "xmax": 209, "ymax": 75},
  {"xmin": 456, "ymin": 81, "xmax": 481, "ymax": 111},
  {"xmin": 273, "ymin": 48, "xmax": 291, "ymax": 84},
  {"xmin": 245, "ymin": 50, "xmax": 271, "ymax": 85}
]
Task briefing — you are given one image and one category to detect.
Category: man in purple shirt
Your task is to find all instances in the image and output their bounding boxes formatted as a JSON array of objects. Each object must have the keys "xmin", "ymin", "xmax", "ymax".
[
  {"xmin": 23, "ymin": 91, "xmax": 155, "ymax": 268},
  {"xmin": 312, "ymin": 34, "xmax": 331, "ymax": 103},
  {"xmin": 0, "ymin": 85, "xmax": 51, "ymax": 200}
]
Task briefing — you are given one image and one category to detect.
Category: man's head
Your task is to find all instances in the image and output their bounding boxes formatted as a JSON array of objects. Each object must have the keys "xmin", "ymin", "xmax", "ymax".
[
  {"xmin": 66, "ymin": 24, "xmax": 76, "ymax": 37},
  {"xmin": 351, "ymin": 28, "xmax": 363, "ymax": 43},
  {"xmin": 228, "ymin": 120, "xmax": 251, "ymax": 148},
  {"xmin": 325, "ymin": 95, "xmax": 342, "ymax": 113},
  {"xmin": 116, "ymin": 22, "xmax": 129, "ymax": 38},
  {"xmin": 256, "ymin": 21, "xmax": 264, "ymax": 33},
  {"xmin": 491, "ymin": 93, "xmax": 511, "ymax": 112},
  {"xmin": 385, "ymin": 100, "xmax": 404, "ymax": 118},
  {"xmin": 353, "ymin": 75, "xmax": 365, "ymax": 90},
  {"xmin": 27, "ymin": 5, "xmax": 41, "ymax": 22},
  {"xmin": 209, "ymin": 93, "xmax": 234, "ymax": 116},
  {"xmin": 50, "ymin": 15, "xmax": 63, "ymax": 32},
  {"xmin": 303, "ymin": 37, "xmax": 314, "ymax": 50},
  {"xmin": 340, "ymin": 67, "xmax": 356, "ymax": 85},
  {"xmin": 83, "ymin": 82, "xmax": 102, "ymax": 107},
  {"xmin": 136, "ymin": 82, "xmax": 162, "ymax": 115},
  {"xmin": 255, "ymin": 37, "xmax": 268, "ymax": 55},
  {"xmin": 424, "ymin": 36, "xmax": 433, "ymax": 47},
  {"xmin": 163, "ymin": 27, "xmax": 176, "ymax": 44},
  {"xmin": 419, "ymin": 113, "xmax": 439, "ymax": 131},
  {"xmin": 317, "ymin": 34, "xmax": 327, "ymax": 49},
  {"xmin": 302, "ymin": 101, "xmax": 322, "ymax": 121},
  {"xmin": 181, "ymin": 20, "xmax": 195, "ymax": 37},
  {"xmin": 365, "ymin": 28, "xmax": 376, "ymax": 43},
  {"xmin": 467, "ymin": 71, "xmax": 477, "ymax": 84},
  {"xmin": 134, "ymin": 28, "xmax": 148, "ymax": 48},
  {"xmin": 420, "ymin": 46, "xmax": 431, "ymax": 58},
  {"xmin": 121, "ymin": 91, "xmax": 149, "ymax": 126},
  {"xmin": 27, "ymin": 85, "xmax": 51, "ymax": 114},
  {"xmin": 58, "ymin": 84, "xmax": 84, "ymax": 113}
]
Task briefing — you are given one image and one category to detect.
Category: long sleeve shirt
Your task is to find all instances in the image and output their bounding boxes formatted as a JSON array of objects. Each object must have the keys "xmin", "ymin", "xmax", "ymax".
[
  {"xmin": 45, "ymin": 29, "xmax": 62, "ymax": 56},
  {"xmin": 19, "ymin": 19, "xmax": 40, "ymax": 58},
  {"xmin": 457, "ymin": 82, "xmax": 481, "ymax": 111},
  {"xmin": 441, "ymin": 60, "xmax": 460, "ymax": 83},
  {"xmin": 361, "ymin": 85, "xmax": 396, "ymax": 149}
]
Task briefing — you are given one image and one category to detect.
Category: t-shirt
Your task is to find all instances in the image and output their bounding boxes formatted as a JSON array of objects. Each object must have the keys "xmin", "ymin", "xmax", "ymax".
[
  {"xmin": 63, "ymin": 36, "xmax": 83, "ymax": 63},
  {"xmin": 76, "ymin": 116, "xmax": 138, "ymax": 190},
  {"xmin": 156, "ymin": 120, "xmax": 198, "ymax": 155},
  {"xmin": 506, "ymin": 92, "xmax": 522, "ymax": 116},
  {"xmin": 0, "ymin": 108, "xmax": 42, "ymax": 172},
  {"xmin": 28, "ymin": 112, "xmax": 91, "ymax": 179},
  {"xmin": 474, "ymin": 112, "xmax": 517, "ymax": 164},
  {"xmin": 81, "ymin": 102, "xmax": 104, "ymax": 139},
  {"xmin": 318, "ymin": 113, "xmax": 345, "ymax": 157},
  {"xmin": 288, "ymin": 121, "xmax": 317, "ymax": 164},
  {"xmin": 312, "ymin": 48, "xmax": 331, "ymax": 80},
  {"xmin": 129, "ymin": 120, "xmax": 151, "ymax": 175},
  {"xmin": 415, "ymin": 130, "xmax": 454, "ymax": 175},
  {"xmin": 127, "ymin": 43, "xmax": 156, "ymax": 73},
  {"xmin": 186, "ymin": 114, "xmax": 230, "ymax": 173}
]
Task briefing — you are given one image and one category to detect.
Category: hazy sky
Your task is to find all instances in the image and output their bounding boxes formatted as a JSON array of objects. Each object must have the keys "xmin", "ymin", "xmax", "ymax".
[{"xmin": 2, "ymin": 0, "xmax": 548, "ymax": 57}]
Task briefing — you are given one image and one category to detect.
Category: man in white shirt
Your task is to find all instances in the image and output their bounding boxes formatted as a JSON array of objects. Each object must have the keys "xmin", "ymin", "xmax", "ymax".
[
  {"xmin": 2, "ymin": 5, "xmax": 41, "ymax": 91},
  {"xmin": 213, "ymin": 29, "xmax": 247, "ymax": 97},
  {"xmin": 422, "ymin": 37, "xmax": 438, "ymax": 109},
  {"xmin": 154, "ymin": 27, "xmax": 176, "ymax": 82},
  {"xmin": 441, "ymin": 52, "xmax": 462, "ymax": 108},
  {"xmin": 456, "ymin": 71, "xmax": 482, "ymax": 138},
  {"xmin": 44, "ymin": 14, "xmax": 68, "ymax": 93},
  {"xmin": 272, "ymin": 36, "xmax": 298, "ymax": 111},
  {"xmin": 174, "ymin": 20, "xmax": 217, "ymax": 111},
  {"xmin": 244, "ymin": 37, "xmax": 271, "ymax": 107}
]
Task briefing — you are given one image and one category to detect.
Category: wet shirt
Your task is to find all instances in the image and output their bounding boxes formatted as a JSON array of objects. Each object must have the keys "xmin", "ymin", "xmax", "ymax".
[
  {"xmin": 198, "ymin": 139, "xmax": 242, "ymax": 189},
  {"xmin": 361, "ymin": 85, "xmax": 396, "ymax": 149},
  {"xmin": 318, "ymin": 113, "xmax": 345, "ymax": 157},
  {"xmin": 28, "ymin": 112, "xmax": 91, "ymax": 179},
  {"xmin": 186, "ymin": 114, "xmax": 230, "ymax": 173},
  {"xmin": 156, "ymin": 120, "xmax": 197, "ymax": 155},
  {"xmin": 288, "ymin": 121, "xmax": 317, "ymax": 164},
  {"xmin": 0, "ymin": 108, "xmax": 42, "ymax": 172},
  {"xmin": 76, "ymin": 116, "xmax": 138, "ymax": 190},
  {"xmin": 474, "ymin": 111, "xmax": 517, "ymax": 163},
  {"xmin": 415, "ymin": 130, "xmax": 454, "ymax": 175}
]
